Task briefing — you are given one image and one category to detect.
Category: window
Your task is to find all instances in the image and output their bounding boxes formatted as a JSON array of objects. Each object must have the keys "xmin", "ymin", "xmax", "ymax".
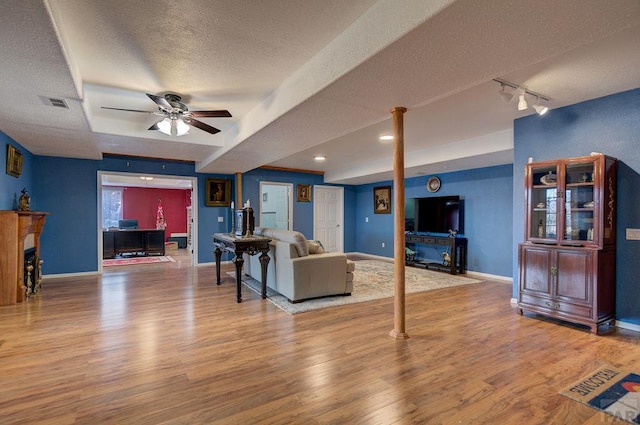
[{"xmin": 102, "ymin": 187, "xmax": 123, "ymax": 229}]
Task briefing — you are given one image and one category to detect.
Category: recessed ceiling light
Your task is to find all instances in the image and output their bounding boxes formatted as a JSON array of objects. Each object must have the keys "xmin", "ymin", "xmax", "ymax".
[
  {"xmin": 314, "ymin": 155, "xmax": 326, "ymax": 162},
  {"xmin": 379, "ymin": 135, "xmax": 394, "ymax": 141}
]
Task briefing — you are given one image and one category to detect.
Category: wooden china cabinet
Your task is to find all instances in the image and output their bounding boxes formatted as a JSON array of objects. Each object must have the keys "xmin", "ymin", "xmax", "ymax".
[{"xmin": 518, "ymin": 154, "xmax": 617, "ymax": 334}]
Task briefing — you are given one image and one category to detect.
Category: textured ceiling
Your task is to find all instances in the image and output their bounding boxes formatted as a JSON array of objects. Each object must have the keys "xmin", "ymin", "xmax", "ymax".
[{"xmin": 1, "ymin": 0, "xmax": 640, "ymax": 184}]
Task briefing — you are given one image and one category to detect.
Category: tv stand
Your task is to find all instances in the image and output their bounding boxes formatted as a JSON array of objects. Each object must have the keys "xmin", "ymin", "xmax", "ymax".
[{"xmin": 405, "ymin": 234, "xmax": 467, "ymax": 275}]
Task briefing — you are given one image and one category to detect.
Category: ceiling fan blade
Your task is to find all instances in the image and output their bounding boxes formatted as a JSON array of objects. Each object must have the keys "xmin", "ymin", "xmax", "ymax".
[
  {"xmin": 148, "ymin": 122, "xmax": 159, "ymax": 131},
  {"xmin": 101, "ymin": 106, "xmax": 155, "ymax": 114},
  {"xmin": 147, "ymin": 93, "xmax": 172, "ymax": 111},
  {"xmin": 190, "ymin": 110, "xmax": 232, "ymax": 118},
  {"xmin": 189, "ymin": 119, "xmax": 221, "ymax": 135}
]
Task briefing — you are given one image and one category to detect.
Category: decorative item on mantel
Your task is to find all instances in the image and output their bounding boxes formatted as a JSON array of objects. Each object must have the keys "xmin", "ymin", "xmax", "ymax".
[
  {"xmin": 235, "ymin": 199, "xmax": 255, "ymax": 237},
  {"xmin": 18, "ymin": 188, "xmax": 30, "ymax": 211}
]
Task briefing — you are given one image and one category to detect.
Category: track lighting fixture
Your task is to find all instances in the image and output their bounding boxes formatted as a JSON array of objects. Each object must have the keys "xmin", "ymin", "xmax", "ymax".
[{"xmin": 493, "ymin": 78, "xmax": 550, "ymax": 116}]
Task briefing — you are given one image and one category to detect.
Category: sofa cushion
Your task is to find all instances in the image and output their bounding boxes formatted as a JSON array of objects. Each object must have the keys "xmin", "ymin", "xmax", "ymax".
[
  {"xmin": 256, "ymin": 227, "xmax": 309, "ymax": 257},
  {"xmin": 307, "ymin": 240, "xmax": 326, "ymax": 254}
]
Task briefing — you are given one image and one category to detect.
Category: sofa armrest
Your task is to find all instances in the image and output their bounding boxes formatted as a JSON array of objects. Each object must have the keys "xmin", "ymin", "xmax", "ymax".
[{"xmin": 276, "ymin": 252, "xmax": 350, "ymax": 301}]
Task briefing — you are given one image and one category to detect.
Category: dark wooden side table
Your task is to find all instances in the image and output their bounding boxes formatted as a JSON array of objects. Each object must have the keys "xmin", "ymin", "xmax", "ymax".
[{"xmin": 213, "ymin": 233, "xmax": 271, "ymax": 303}]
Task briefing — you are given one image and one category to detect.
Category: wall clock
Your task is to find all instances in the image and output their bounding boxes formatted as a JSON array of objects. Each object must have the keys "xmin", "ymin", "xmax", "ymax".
[{"xmin": 427, "ymin": 176, "xmax": 441, "ymax": 192}]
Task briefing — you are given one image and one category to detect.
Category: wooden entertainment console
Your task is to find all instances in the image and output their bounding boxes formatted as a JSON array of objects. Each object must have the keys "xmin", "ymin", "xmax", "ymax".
[{"xmin": 405, "ymin": 234, "xmax": 467, "ymax": 275}]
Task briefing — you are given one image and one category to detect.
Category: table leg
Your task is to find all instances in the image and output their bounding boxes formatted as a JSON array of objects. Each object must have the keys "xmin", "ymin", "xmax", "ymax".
[
  {"xmin": 234, "ymin": 252, "xmax": 244, "ymax": 303},
  {"xmin": 450, "ymin": 245, "xmax": 456, "ymax": 275},
  {"xmin": 214, "ymin": 246, "xmax": 222, "ymax": 285},
  {"xmin": 259, "ymin": 250, "xmax": 270, "ymax": 299}
]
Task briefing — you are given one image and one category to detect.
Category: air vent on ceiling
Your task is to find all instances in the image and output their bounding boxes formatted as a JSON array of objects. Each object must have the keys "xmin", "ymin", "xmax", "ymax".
[{"xmin": 38, "ymin": 95, "xmax": 69, "ymax": 109}]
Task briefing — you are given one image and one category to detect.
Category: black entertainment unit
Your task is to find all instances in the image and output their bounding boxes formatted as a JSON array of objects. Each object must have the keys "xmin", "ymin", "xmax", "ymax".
[
  {"xmin": 405, "ymin": 195, "xmax": 466, "ymax": 274},
  {"xmin": 405, "ymin": 234, "xmax": 467, "ymax": 275}
]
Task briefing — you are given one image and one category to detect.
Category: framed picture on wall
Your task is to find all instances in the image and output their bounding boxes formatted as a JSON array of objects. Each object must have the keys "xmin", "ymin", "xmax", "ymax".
[
  {"xmin": 205, "ymin": 178, "xmax": 231, "ymax": 207},
  {"xmin": 297, "ymin": 184, "xmax": 311, "ymax": 202},
  {"xmin": 6, "ymin": 144, "xmax": 23, "ymax": 178},
  {"xmin": 373, "ymin": 186, "xmax": 391, "ymax": 214}
]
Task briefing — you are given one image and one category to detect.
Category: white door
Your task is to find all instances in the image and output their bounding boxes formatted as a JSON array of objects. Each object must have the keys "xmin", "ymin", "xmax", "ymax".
[
  {"xmin": 314, "ymin": 186, "xmax": 344, "ymax": 252},
  {"xmin": 260, "ymin": 182, "xmax": 293, "ymax": 230}
]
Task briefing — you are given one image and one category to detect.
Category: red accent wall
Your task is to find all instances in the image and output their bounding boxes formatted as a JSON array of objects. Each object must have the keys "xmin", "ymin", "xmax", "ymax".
[{"xmin": 122, "ymin": 187, "xmax": 191, "ymax": 240}]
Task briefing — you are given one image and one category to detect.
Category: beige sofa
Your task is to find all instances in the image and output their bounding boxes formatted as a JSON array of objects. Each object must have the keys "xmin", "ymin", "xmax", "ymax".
[{"xmin": 244, "ymin": 227, "xmax": 355, "ymax": 302}]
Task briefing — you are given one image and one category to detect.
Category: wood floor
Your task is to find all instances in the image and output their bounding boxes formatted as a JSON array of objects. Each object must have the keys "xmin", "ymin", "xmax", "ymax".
[{"xmin": 1, "ymin": 254, "xmax": 639, "ymax": 424}]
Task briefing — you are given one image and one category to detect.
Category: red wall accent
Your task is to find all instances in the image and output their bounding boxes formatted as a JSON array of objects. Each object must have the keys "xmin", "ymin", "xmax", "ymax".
[{"xmin": 122, "ymin": 187, "xmax": 191, "ymax": 240}]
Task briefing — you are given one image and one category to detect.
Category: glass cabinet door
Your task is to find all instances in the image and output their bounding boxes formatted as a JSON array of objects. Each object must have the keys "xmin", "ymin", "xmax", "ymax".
[
  {"xmin": 563, "ymin": 160, "xmax": 596, "ymax": 244},
  {"xmin": 529, "ymin": 164, "xmax": 559, "ymax": 240}
]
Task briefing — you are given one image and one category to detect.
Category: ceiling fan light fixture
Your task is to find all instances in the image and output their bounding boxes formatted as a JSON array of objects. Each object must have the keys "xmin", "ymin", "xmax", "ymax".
[{"xmin": 157, "ymin": 117, "xmax": 190, "ymax": 136}]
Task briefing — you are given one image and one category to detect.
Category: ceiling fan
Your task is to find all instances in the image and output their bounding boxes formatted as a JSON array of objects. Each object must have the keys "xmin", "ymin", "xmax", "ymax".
[{"xmin": 101, "ymin": 93, "xmax": 232, "ymax": 136}]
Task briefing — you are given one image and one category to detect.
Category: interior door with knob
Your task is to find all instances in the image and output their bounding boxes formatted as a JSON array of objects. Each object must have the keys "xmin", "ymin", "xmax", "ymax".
[{"xmin": 314, "ymin": 186, "xmax": 344, "ymax": 252}]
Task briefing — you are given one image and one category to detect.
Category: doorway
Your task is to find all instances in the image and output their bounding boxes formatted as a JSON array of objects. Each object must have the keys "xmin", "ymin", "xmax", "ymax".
[
  {"xmin": 259, "ymin": 182, "xmax": 293, "ymax": 229},
  {"xmin": 314, "ymin": 186, "xmax": 344, "ymax": 252},
  {"xmin": 97, "ymin": 171, "xmax": 198, "ymax": 273}
]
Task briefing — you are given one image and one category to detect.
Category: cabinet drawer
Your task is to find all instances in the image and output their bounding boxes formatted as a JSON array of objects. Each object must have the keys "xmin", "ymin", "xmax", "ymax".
[
  {"xmin": 406, "ymin": 235, "xmax": 423, "ymax": 243},
  {"xmin": 424, "ymin": 237, "xmax": 437, "ymax": 244},
  {"xmin": 520, "ymin": 294, "xmax": 593, "ymax": 319}
]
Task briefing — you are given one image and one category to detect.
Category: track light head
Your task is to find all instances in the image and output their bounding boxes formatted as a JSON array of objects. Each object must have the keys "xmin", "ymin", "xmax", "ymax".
[
  {"xmin": 499, "ymin": 84, "xmax": 513, "ymax": 102},
  {"xmin": 532, "ymin": 96, "xmax": 549, "ymax": 115},
  {"xmin": 533, "ymin": 104, "xmax": 548, "ymax": 115},
  {"xmin": 517, "ymin": 93, "xmax": 528, "ymax": 111}
]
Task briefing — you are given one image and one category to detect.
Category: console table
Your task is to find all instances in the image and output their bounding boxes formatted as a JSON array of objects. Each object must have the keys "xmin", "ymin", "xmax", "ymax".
[
  {"xmin": 103, "ymin": 229, "xmax": 165, "ymax": 259},
  {"xmin": 405, "ymin": 234, "xmax": 467, "ymax": 275},
  {"xmin": 213, "ymin": 233, "xmax": 271, "ymax": 303}
]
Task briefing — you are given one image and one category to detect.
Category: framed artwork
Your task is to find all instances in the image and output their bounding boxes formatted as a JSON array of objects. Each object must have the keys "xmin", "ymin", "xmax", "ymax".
[
  {"xmin": 6, "ymin": 144, "xmax": 23, "ymax": 178},
  {"xmin": 205, "ymin": 178, "xmax": 231, "ymax": 207},
  {"xmin": 373, "ymin": 186, "xmax": 391, "ymax": 214},
  {"xmin": 297, "ymin": 184, "xmax": 311, "ymax": 202}
]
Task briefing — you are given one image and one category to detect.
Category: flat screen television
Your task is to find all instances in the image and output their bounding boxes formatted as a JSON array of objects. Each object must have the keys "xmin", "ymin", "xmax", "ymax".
[{"xmin": 408, "ymin": 196, "xmax": 464, "ymax": 234}]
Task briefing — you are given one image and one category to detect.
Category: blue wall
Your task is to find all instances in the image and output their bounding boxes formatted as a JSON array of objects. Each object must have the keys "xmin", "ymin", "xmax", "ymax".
[
  {"xmin": 513, "ymin": 87, "xmax": 640, "ymax": 324},
  {"xmin": 355, "ymin": 165, "xmax": 514, "ymax": 277},
  {"xmin": 240, "ymin": 168, "xmax": 357, "ymax": 251},
  {"xmin": 23, "ymin": 154, "xmax": 236, "ymax": 274},
  {"xmin": 1, "ymin": 140, "xmax": 357, "ymax": 273}
]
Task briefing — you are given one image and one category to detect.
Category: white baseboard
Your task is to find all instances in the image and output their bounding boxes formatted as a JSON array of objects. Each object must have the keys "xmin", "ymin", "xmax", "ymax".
[
  {"xmin": 197, "ymin": 260, "xmax": 233, "ymax": 267},
  {"xmin": 350, "ymin": 252, "xmax": 393, "ymax": 262},
  {"xmin": 616, "ymin": 320, "xmax": 640, "ymax": 333},
  {"xmin": 43, "ymin": 271, "xmax": 99, "ymax": 279},
  {"xmin": 350, "ymin": 252, "xmax": 513, "ymax": 283},
  {"xmin": 466, "ymin": 271, "xmax": 512, "ymax": 283}
]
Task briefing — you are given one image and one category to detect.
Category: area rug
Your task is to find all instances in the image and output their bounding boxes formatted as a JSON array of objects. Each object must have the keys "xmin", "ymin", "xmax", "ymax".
[
  {"xmin": 103, "ymin": 255, "xmax": 176, "ymax": 267},
  {"xmin": 560, "ymin": 364, "xmax": 640, "ymax": 424},
  {"xmin": 238, "ymin": 259, "xmax": 481, "ymax": 315}
]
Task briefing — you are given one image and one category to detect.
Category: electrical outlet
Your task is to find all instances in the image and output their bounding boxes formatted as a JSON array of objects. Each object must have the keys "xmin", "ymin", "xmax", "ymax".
[
  {"xmin": 626, "ymin": 228, "xmax": 640, "ymax": 240},
  {"xmin": 381, "ymin": 242, "xmax": 385, "ymax": 248},
  {"xmin": 218, "ymin": 216, "xmax": 224, "ymax": 222},
  {"xmin": 365, "ymin": 217, "xmax": 369, "ymax": 222}
]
